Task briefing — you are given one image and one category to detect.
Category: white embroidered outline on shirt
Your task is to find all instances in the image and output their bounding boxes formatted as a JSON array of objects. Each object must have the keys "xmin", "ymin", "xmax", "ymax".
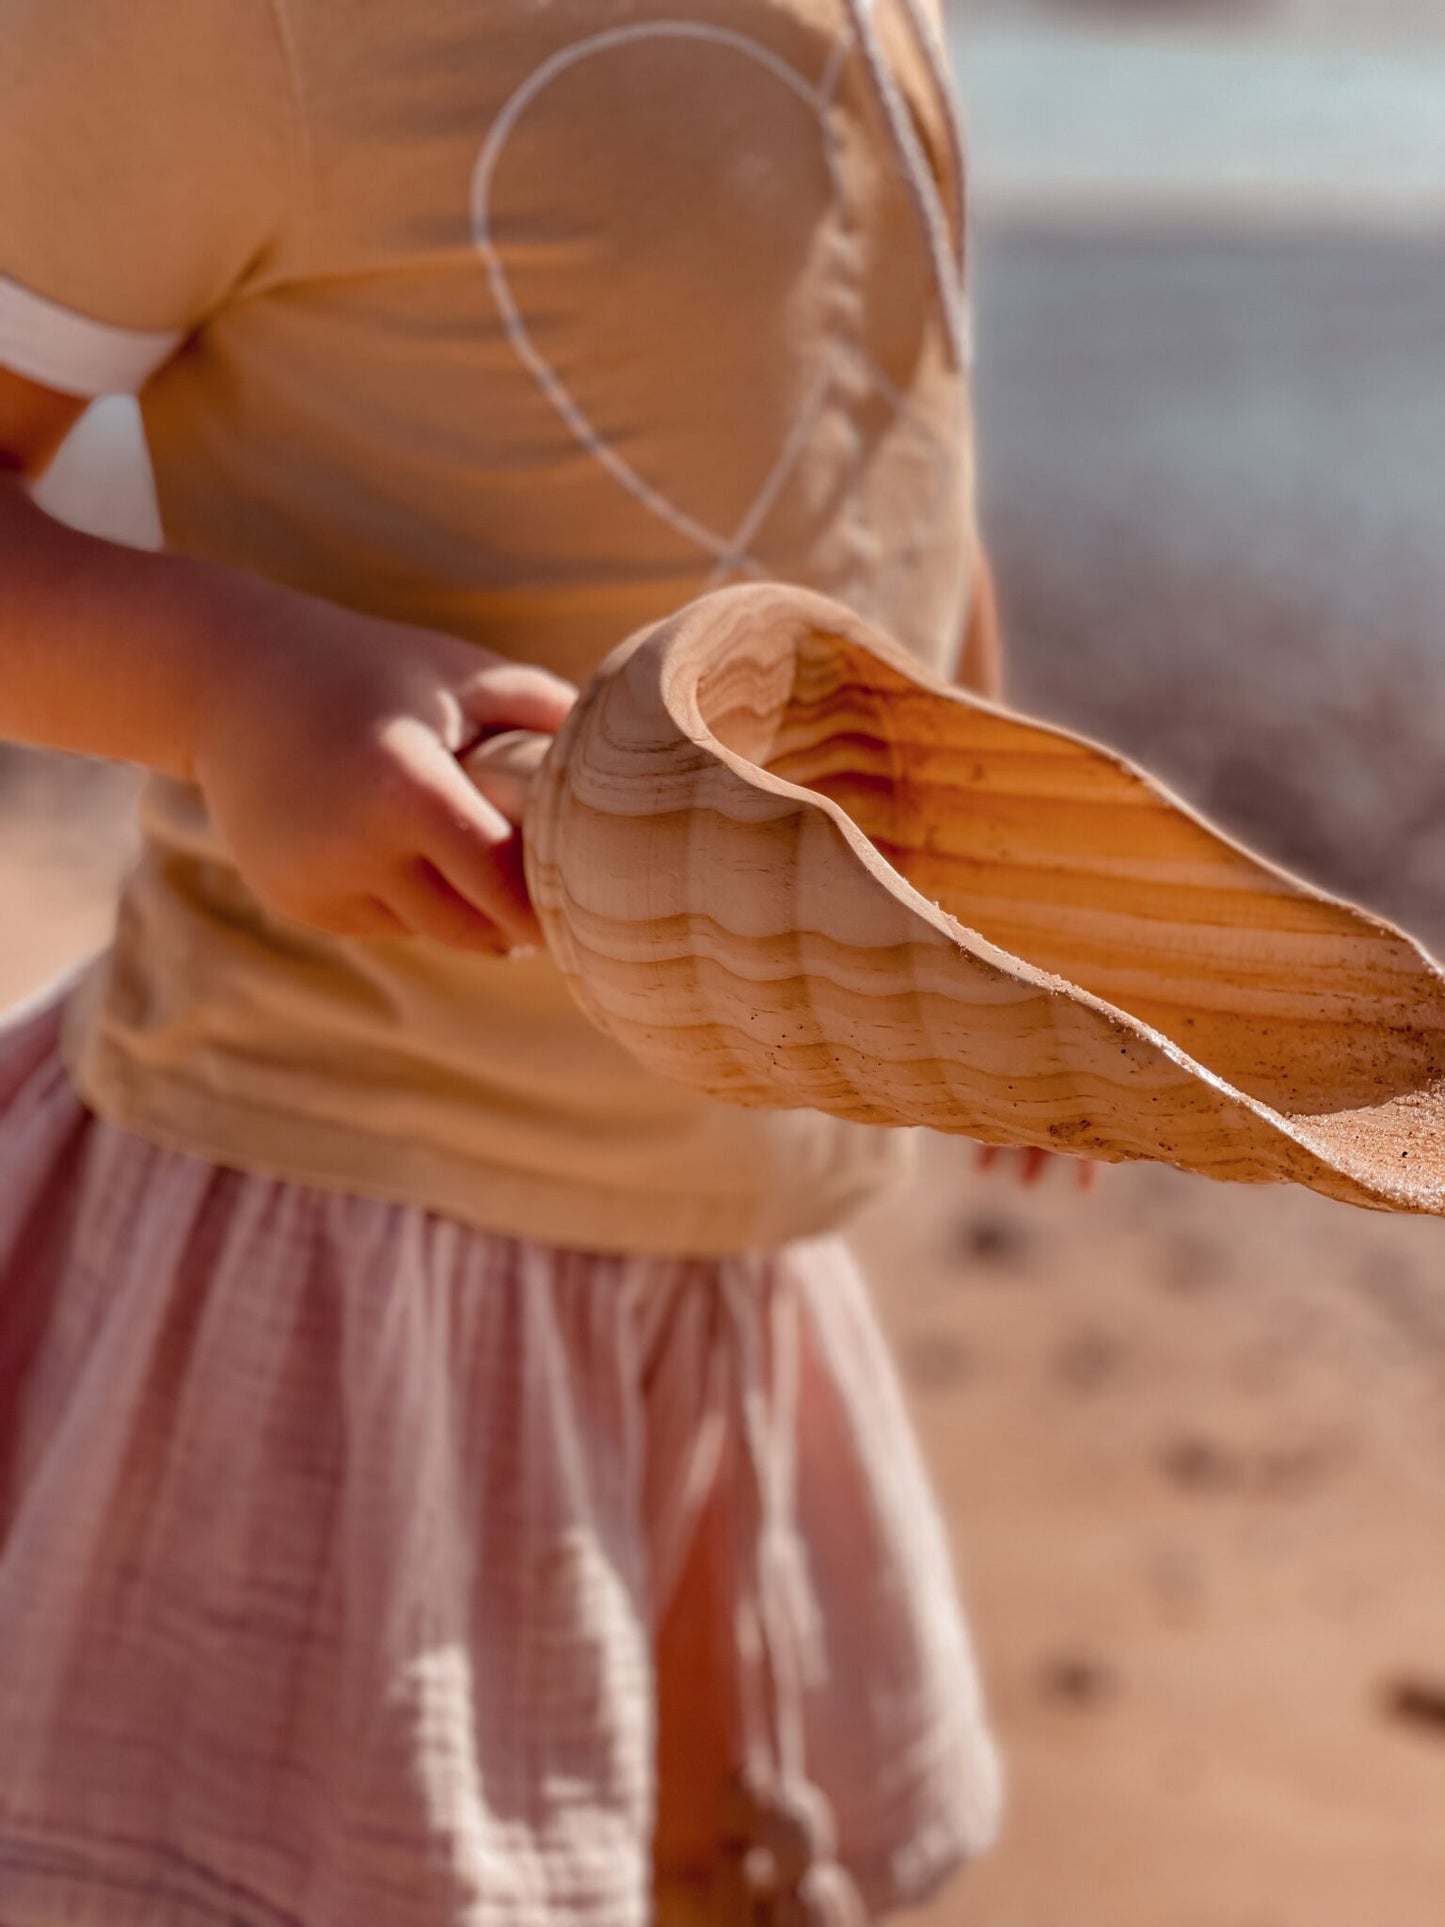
[{"xmin": 470, "ymin": 14, "xmax": 965, "ymax": 588}]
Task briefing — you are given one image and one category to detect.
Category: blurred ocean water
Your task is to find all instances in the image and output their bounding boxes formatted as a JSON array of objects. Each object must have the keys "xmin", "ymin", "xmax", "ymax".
[{"xmin": 953, "ymin": 24, "xmax": 1445, "ymax": 227}]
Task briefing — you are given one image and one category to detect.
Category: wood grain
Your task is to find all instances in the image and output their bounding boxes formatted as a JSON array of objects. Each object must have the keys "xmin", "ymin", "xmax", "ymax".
[{"xmin": 497, "ymin": 583, "xmax": 1445, "ymax": 1214}]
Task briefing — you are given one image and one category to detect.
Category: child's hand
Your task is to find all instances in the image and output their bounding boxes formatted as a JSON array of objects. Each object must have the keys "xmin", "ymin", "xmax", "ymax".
[
  {"xmin": 974, "ymin": 1144, "xmax": 1099, "ymax": 1191},
  {"xmin": 193, "ymin": 597, "xmax": 576, "ymax": 953}
]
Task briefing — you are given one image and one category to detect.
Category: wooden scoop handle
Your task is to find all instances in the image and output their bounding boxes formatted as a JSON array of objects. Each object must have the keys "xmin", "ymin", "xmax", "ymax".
[{"xmin": 460, "ymin": 729, "xmax": 550, "ymax": 825}]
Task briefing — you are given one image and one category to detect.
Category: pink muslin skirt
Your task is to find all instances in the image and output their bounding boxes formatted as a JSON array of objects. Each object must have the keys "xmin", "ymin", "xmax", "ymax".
[{"xmin": 0, "ymin": 988, "xmax": 1000, "ymax": 1927}]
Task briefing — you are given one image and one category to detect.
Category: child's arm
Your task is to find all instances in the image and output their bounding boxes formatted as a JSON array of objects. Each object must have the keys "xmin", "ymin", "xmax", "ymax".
[{"xmin": 0, "ymin": 369, "xmax": 575, "ymax": 953}]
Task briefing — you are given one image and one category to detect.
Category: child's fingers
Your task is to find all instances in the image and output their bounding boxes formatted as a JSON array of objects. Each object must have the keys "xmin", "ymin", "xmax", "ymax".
[
  {"xmin": 412, "ymin": 752, "xmax": 542, "ymax": 946},
  {"xmin": 387, "ymin": 859, "xmax": 512, "ymax": 953},
  {"xmin": 974, "ymin": 1142, "xmax": 1046, "ymax": 1184},
  {"xmin": 974, "ymin": 1141, "xmax": 1103, "ymax": 1192},
  {"xmin": 428, "ymin": 826, "xmax": 541, "ymax": 949},
  {"xmin": 458, "ymin": 664, "xmax": 577, "ymax": 740}
]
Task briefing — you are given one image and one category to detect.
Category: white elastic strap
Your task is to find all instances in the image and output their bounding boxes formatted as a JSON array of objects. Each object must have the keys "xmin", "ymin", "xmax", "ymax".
[
  {"xmin": 841, "ymin": 0, "xmax": 971, "ymax": 370},
  {"xmin": 0, "ymin": 276, "xmax": 182, "ymax": 398},
  {"xmin": 894, "ymin": 0, "xmax": 969, "ymax": 273}
]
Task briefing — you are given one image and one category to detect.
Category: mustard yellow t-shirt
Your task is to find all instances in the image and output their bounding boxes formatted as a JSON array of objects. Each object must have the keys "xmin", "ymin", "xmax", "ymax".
[{"xmin": 0, "ymin": 0, "xmax": 982, "ymax": 1256}]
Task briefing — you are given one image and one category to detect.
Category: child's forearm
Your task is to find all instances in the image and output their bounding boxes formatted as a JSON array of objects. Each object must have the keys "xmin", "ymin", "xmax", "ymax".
[{"xmin": 0, "ymin": 472, "xmax": 283, "ymax": 783}]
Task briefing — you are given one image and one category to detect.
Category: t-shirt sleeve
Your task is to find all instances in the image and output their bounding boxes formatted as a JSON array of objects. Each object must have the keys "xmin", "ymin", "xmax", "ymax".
[{"xmin": 0, "ymin": 0, "xmax": 300, "ymax": 396}]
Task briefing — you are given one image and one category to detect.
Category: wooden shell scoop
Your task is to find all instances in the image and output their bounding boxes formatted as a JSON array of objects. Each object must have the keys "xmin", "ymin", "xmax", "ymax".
[{"xmin": 466, "ymin": 582, "xmax": 1445, "ymax": 1215}]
